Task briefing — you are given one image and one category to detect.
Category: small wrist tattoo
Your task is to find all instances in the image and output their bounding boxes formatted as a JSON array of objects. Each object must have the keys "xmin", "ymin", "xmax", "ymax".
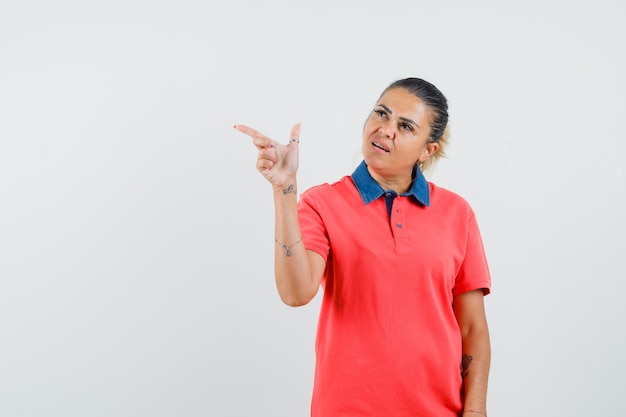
[
  {"xmin": 282, "ymin": 184, "xmax": 296, "ymax": 195},
  {"xmin": 461, "ymin": 354, "xmax": 473, "ymax": 379}
]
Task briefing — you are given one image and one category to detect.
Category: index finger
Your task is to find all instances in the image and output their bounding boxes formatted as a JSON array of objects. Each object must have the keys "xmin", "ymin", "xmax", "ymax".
[{"xmin": 233, "ymin": 124, "xmax": 274, "ymax": 148}]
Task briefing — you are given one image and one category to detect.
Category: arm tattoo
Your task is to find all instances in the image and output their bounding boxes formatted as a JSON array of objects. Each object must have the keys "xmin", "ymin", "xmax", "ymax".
[
  {"xmin": 461, "ymin": 354, "xmax": 473, "ymax": 379},
  {"xmin": 282, "ymin": 184, "xmax": 296, "ymax": 195}
]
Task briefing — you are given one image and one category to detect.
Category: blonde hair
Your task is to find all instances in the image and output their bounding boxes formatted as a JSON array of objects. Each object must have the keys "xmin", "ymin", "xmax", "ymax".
[{"xmin": 422, "ymin": 123, "xmax": 450, "ymax": 172}]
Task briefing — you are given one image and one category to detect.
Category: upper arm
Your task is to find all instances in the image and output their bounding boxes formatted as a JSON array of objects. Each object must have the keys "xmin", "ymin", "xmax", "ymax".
[{"xmin": 453, "ymin": 289, "xmax": 489, "ymax": 338}]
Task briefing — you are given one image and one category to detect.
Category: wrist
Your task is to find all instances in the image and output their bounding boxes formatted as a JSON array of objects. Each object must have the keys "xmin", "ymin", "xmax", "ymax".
[
  {"xmin": 273, "ymin": 180, "xmax": 298, "ymax": 196},
  {"xmin": 464, "ymin": 410, "xmax": 487, "ymax": 417}
]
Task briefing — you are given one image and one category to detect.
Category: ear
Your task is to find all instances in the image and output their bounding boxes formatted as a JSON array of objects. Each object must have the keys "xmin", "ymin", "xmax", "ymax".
[{"xmin": 419, "ymin": 142, "xmax": 439, "ymax": 161}]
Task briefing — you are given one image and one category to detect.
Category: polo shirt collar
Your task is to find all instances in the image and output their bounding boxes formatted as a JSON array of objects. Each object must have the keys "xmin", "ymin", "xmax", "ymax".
[{"xmin": 351, "ymin": 160, "xmax": 430, "ymax": 206}]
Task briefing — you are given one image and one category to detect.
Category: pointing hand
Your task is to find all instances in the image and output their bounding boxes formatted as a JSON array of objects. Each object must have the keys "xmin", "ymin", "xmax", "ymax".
[{"xmin": 234, "ymin": 123, "xmax": 301, "ymax": 189}]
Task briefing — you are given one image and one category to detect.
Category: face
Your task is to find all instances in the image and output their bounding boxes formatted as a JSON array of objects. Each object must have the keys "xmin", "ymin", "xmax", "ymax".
[{"xmin": 362, "ymin": 88, "xmax": 439, "ymax": 179}]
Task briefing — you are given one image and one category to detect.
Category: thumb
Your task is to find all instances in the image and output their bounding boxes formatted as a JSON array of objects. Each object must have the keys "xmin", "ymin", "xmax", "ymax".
[{"xmin": 288, "ymin": 123, "xmax": 301, "ymax": 146}]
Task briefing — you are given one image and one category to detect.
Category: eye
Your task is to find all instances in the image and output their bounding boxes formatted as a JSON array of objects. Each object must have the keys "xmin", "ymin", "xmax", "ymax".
[
  {"xmin": 400, "ymin": 122, "xmax": 414, "ymax": 132},
  {"xmin": 373, "ymin": 108, "xmax": 387, "ymax": 118}
]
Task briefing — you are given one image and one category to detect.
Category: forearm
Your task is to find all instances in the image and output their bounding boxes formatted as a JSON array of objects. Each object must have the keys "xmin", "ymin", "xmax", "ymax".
[
  {"xmin": 272, "ymin": 179, "xmax": 318, "ymax": 306},
  {"xmin": 461, "ymin": 325, "xmax": 491, "ymax": 414}
]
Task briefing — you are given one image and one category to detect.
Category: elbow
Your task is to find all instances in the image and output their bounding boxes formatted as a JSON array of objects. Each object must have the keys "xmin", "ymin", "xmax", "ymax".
[
  {"xmin": 275, "ymin": 271, "xmax": 321, "ymax": 307},
  {"xmin": 277, "ymin": 284, "xmax": 318, "ymax": 307},
  {"xmin": 280, "ymin": 293, "xmax": 313, "ymax": 307}
]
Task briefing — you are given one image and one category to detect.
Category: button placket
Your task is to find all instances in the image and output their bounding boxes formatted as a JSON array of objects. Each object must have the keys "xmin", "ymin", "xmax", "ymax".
[{"xmin": 390, "ymin": 198, "xmax": 409, "ymax": 246}]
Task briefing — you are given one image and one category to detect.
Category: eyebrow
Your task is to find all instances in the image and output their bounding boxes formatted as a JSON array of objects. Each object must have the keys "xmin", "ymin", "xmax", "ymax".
[{"xmin": 377, "ymin": 104, "xmax": 420, "ymax": 130}]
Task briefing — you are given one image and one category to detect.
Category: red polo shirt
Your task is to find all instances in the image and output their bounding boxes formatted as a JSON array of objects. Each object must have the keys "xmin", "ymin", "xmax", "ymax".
[{"xmin": 298, "ymin": 161, "xmax": 491, "ymax": 417}]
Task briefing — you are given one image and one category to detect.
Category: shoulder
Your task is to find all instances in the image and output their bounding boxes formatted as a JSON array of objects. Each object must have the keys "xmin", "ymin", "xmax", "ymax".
[
  {"xmin": 301, "ymin": 175, "xmax": 355, "ymax": 199},
  {"xmin": 428, "ymin": 182, "xmax": 475, "ymax": 217}
]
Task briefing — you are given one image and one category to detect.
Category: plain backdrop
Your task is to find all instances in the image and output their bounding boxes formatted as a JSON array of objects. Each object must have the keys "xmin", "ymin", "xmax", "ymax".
[{"xmin": 1, "ymin": 1, "xmax": 624, "ymax": 416}]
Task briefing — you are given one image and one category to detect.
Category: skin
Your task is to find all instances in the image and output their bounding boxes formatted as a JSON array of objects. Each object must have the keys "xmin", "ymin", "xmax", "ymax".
[
  {"xmin": 234, "ymin": 86, "xmax": 490, "ymax": 415},
  {"xmin": 361, "ymin": 88, "xmax": 439, "ymax": 193},
  {"xmin": 233, "ymin": 122, "xmax": 324, "ymax": 307},
  {"xmin": 454, "ymin": 289, "xmax": 491, "ymax": 415}
]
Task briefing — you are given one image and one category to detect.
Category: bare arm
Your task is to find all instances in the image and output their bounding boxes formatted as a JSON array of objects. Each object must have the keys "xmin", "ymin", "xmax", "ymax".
[
  {"xmin": 453, "ymin": 289, "xmax": 491, "ymax": 416},
  {"xmin": 234, "ymin": 123, "xmax": 325, "ymax": 306}
]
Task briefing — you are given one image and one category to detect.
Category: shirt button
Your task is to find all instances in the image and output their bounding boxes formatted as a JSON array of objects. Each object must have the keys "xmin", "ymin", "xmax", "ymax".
[{"xmin": 396, "ymin": 223, "xmax": 403, "ymax": 228}]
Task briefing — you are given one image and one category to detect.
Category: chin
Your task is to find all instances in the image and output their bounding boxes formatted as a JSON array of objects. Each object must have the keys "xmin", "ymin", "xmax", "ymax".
[{"xmin": 362, "ymin": 156, "xmax": 387, "ymax": 172}]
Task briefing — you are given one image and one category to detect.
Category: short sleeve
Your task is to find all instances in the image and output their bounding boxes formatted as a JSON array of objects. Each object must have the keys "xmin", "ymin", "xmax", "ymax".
[
  {"xmin": 298, "ymin": 189, "xmax": 331, "ymax": 261},
  {"xmin": 453, "ymin": 213, "xmax": 492, "ymax": 296}
]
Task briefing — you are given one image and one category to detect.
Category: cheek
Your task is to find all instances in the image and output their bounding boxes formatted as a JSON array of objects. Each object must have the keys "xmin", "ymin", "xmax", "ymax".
[
  {"xmin": 362, "ymin": 117, "xmax": 370, "ymax": 133},
  {"xmin": 363, "ymin": 119, "xmax": 377, "ymax": 136}
]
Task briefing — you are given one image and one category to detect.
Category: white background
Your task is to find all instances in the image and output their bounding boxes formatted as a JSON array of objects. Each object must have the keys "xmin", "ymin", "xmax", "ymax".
[{"xmin": 1, "ymin": 1, "xmax": 624, "ymax": 416}]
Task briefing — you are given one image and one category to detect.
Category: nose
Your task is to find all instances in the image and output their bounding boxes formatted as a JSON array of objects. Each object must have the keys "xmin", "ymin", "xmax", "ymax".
[{"xmin": 379, "ymin": 121, "xmax": 396, "ymax": 139}]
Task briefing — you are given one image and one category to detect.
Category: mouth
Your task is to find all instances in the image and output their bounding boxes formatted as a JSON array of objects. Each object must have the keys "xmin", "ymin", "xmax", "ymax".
[{"xmin": 372, "ymin": 141, "xmax": 390, "ymax": 153}]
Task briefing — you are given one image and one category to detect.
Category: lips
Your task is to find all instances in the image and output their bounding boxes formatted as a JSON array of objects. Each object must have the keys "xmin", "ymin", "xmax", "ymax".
[{"xmin": 372, "ymin": 141, "xmax": 390, "ymax": 152}]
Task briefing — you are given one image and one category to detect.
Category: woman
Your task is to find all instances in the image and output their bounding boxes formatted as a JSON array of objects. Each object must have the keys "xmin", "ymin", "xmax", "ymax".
[{"xmin": 235, "ymin": 78, "xmax": 491, "ymax": 417}]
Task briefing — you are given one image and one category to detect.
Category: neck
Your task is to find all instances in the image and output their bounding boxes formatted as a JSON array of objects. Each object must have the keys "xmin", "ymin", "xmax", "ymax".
[{"xmin": 367, "ymin": 167, "xmax": 414, "ymax": 194}]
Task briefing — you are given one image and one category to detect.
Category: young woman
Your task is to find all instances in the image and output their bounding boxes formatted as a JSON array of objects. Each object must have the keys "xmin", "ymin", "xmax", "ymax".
[{"xmin": 235, "ymin": 78, "xmax": 491, "ymax": 417}]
